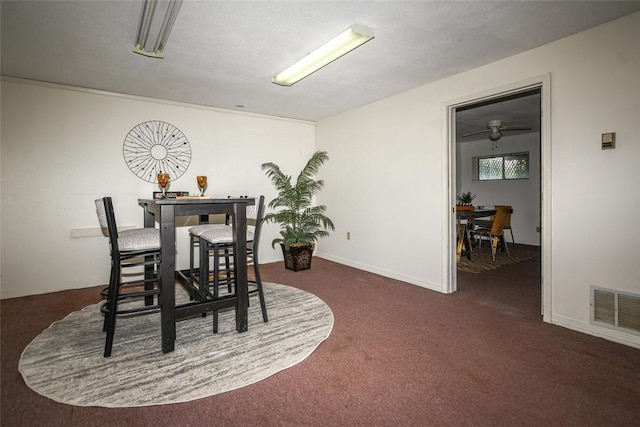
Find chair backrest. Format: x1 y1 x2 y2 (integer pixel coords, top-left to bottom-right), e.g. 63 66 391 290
494 205 513 228
250 196 265 249
225 195 265 244
95 197 119 252
490 206 510 236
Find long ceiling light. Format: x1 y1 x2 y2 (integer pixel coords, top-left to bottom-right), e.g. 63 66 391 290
133 0 182 58
272 24 374 87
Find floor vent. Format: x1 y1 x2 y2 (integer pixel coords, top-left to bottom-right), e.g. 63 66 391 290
591 287 640 335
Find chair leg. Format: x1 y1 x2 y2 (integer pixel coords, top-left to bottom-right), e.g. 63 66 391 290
212 244 235 332
456 225 465 263
103 261 118 333
103 261 121 357
253 260 268 323
491 236 499 261
465 225 473 253
198 240 210 295
144 254 156 306
508 228 515 244
212 244 220 333
252 251 269 323
213 244 221 298
197 240 210 318
501 236 510 257
189 234 196 286
223 248 233 293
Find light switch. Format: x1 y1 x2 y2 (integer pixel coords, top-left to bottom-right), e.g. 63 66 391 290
601 132 616 149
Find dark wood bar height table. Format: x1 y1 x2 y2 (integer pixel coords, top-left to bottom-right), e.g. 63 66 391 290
138 197 255 353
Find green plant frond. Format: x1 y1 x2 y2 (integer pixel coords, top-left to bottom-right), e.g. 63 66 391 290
298 180 324 198
261 162 293 204
270 237 283 248
302 207 335 228
261 212 279 224
262 162 288 184
295 151 329 185
262 150 334 248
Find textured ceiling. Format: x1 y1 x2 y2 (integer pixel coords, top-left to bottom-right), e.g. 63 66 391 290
456 90 541 143
2 0 639 130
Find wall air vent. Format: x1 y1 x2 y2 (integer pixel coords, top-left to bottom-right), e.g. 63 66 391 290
591 286 640 336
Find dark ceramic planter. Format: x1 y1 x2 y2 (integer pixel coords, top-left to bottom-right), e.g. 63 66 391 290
281 244 314 271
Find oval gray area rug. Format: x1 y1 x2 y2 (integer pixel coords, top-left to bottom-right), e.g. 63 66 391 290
19 282 333 407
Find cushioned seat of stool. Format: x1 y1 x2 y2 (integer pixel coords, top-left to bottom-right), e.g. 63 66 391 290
188 223 230 237
199 226 254 244
118 228 161 251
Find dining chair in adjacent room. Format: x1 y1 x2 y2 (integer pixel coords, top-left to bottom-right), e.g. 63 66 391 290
198 195 268 332
501 206 515 243
475 205 511 261
95 197 161 357
475 205 515 243
456 223 468 263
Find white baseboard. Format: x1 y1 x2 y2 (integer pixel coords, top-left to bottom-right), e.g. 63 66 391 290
512 239 540 246
315 252 443 293
551 314 640 349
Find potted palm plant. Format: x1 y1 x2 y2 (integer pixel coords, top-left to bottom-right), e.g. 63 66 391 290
456 191 476 211
261 151 335 271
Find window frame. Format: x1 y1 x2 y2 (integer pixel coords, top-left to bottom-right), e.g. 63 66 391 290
473 151 530 181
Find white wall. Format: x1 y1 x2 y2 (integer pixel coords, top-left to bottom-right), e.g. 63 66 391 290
316 13 639 347
458 132 541 246
0 80 315 298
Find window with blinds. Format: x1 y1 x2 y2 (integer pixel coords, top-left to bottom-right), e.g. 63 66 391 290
474 152 529 181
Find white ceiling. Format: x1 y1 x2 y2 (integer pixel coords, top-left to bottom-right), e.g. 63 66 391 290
2 0 639 133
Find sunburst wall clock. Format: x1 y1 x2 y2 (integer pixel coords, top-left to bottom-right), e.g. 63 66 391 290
123 120 192 183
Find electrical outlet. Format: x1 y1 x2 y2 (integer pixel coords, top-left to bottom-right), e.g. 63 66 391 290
347 232 351 240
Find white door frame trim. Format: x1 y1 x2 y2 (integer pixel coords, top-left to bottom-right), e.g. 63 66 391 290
442 73 552 322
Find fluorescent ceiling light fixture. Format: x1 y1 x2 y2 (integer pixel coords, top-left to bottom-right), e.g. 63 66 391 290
272 24 374 86
133 0 182 59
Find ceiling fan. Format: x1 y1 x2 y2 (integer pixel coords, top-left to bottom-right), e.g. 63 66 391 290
463 119 532 141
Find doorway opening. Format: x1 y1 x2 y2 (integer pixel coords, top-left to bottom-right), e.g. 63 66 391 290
446 76 551 321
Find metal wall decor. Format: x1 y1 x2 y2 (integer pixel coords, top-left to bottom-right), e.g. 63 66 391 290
123 120 191 183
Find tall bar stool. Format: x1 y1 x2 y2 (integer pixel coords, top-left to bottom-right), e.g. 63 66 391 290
187 196 243 287
95 197 161 357
189 223 230 287
198 195 268 332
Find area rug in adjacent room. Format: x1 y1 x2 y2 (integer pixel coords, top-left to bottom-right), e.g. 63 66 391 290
19 282 333 407
457 244 539 273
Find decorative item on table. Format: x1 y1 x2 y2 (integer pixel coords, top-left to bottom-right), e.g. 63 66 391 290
261 150 335 271
153 191 190 199
157 172 170 198
197 175 207 197
456 191 476 211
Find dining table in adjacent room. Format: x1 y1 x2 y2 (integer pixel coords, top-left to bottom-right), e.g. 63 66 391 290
456 208 497 262
138 196 255 353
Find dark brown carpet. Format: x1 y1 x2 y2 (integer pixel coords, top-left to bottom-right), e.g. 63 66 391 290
458 243 539 273
2 255 639 426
